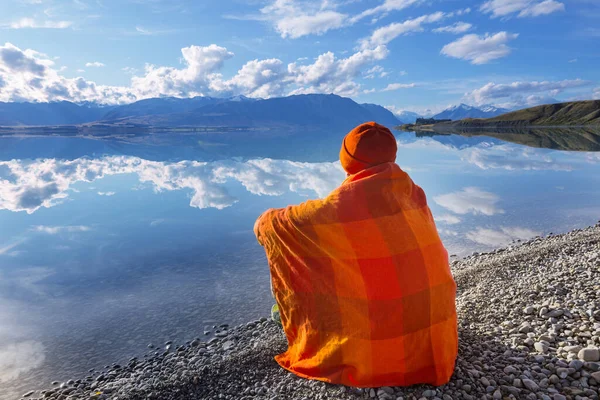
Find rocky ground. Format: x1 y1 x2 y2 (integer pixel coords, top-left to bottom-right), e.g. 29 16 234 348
23 225 600 400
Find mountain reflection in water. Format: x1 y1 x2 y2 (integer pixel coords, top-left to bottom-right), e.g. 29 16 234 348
406 126 600 152
0 128 599 399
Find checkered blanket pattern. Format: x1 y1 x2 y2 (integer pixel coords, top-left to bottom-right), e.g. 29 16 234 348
254 162 458 387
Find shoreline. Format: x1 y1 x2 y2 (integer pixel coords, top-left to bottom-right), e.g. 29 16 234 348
22 225 600 400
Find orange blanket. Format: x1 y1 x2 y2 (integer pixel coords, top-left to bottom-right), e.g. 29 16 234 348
254 162 457 387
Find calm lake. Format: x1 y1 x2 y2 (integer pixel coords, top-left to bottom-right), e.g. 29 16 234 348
1 128 600 398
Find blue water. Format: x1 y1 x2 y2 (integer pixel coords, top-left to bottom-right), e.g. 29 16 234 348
1 130 600 398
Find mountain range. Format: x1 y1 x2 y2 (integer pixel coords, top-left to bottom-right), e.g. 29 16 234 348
392 110 422 124
0 94 401 130
399 101 600 133
0 101 112 126
449 100 600 127
391 104 510 123
431 104 511 120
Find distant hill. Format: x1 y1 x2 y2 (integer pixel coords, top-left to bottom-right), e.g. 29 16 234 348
0 94 400 130
450 100 600 127
100 96 259 120
98 94 401 129
433 104 510 120
0 101 114 126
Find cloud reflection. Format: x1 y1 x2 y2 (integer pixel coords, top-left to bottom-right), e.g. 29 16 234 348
435 214 461 224
461 144 574 171
33 225 91 234
0 157 345 213
466 226 541 247
433 187 504 216
0 341 45 383
396 136 591 171
0 239 26 256
0 268 51 384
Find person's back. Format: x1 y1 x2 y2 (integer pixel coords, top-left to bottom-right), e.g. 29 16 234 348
254 122 457 388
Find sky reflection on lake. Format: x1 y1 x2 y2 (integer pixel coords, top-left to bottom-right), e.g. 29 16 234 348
1 131 599 398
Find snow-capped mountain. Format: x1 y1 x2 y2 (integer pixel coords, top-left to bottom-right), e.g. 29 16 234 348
432 104 510 120
227 95 257 102
393 110 423 123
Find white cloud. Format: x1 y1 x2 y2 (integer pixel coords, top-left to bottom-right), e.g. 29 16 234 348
351 0 421 23
122 67 138 75
130 44 234 99
150 218 165 227
466 226 541 247
568 58 577 63
465 79 591 106
435 214 461 224
360 12 446 49
381 82 416 91
364 65 387 79
260 0 348 39
7 18 72 29
213 58 287 98
97 191 116 196
85 62 105 68
132 26 178 36
0 156 346 213
33 225 91 234
287 46 388 96
441 32 519 64
481 0 565 18
0 43 50 75
0 42 136 103
0 40 388 102
254 0 426 40
433 22 473 34
593 87 600 100
434 187 503 216
258 0 424 39
135 26 153 35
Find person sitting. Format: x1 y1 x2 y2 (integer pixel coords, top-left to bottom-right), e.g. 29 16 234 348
254 121 458 388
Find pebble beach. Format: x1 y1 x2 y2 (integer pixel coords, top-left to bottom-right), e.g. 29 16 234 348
23 224 600 400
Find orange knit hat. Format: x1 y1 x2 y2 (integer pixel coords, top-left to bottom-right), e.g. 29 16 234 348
339 121 397 175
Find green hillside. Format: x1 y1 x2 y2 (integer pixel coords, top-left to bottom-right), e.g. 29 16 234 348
452 100 600 127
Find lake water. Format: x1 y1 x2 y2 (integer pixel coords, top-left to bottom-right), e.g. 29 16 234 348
1 128 600 398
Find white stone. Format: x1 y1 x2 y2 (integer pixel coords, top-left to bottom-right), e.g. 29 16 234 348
578 347 600 362
534 342 549 353
523 306 535 314
564 345 582 353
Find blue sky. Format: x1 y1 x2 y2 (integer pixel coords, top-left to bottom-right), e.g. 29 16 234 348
0 0 598 113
